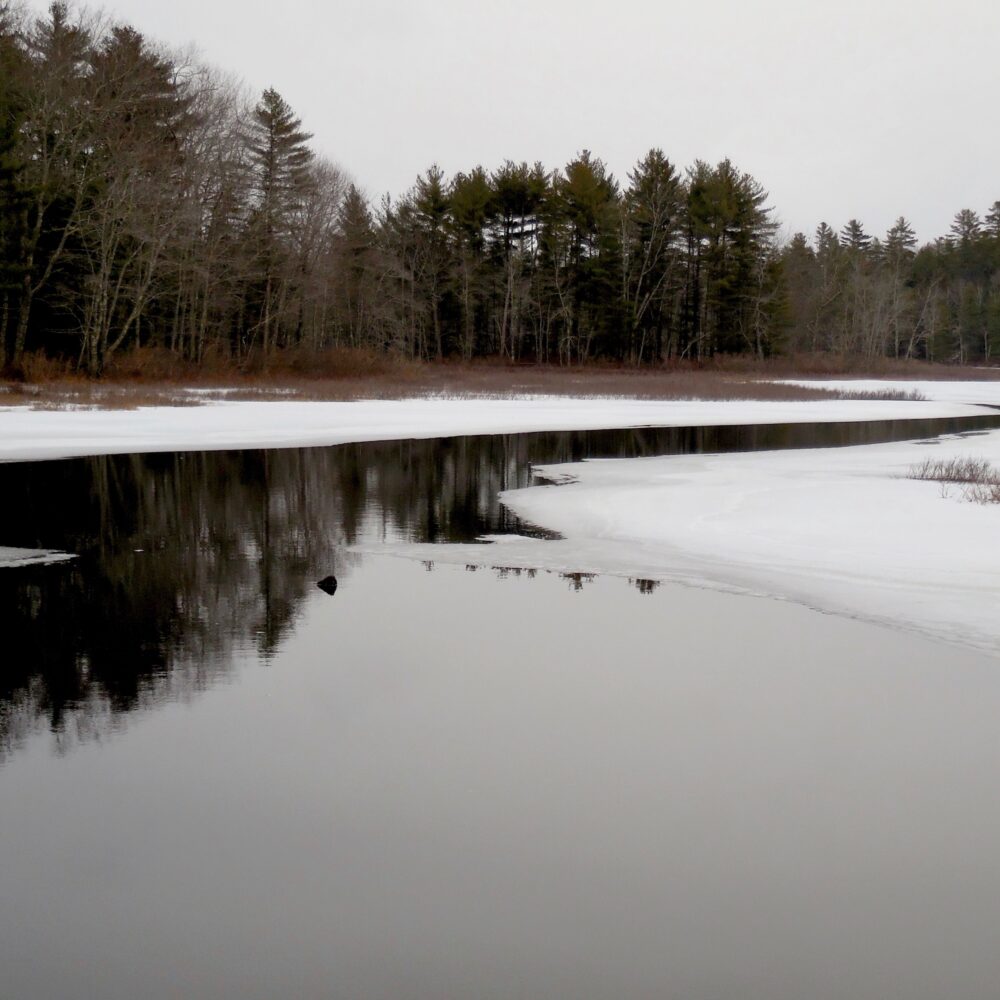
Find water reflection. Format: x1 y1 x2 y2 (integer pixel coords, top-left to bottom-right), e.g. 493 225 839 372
2 413 998 760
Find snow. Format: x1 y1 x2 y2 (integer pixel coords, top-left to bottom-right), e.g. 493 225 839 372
365 427 1000 653
780 378 1000 406
0 546 75 568
0 394 993 463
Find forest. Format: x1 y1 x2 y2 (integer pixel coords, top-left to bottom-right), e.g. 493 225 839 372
2 2 1000 376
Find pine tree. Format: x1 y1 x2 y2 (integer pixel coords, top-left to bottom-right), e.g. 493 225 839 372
77 24 195 373
553 151 620 361
840 219 871 253
10 2 93 364
412 165 450 359
490 161 547 359
882 218 917 357
0 4 27 364
815 222 838 254
950 209 982 244
333 185 375 348
985 201 1000 238
246 88 314 357
622 148 683 361
884 217 917 261
448 167 493 358
685 159 777 356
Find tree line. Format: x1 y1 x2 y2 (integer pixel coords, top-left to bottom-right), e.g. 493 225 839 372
782 211 1000 362
1 2 998 375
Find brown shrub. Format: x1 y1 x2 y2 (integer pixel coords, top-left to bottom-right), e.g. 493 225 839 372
103 346 203 381
908 456 1000 504
3 352 81 384
909 456 998 484
258 346 408 379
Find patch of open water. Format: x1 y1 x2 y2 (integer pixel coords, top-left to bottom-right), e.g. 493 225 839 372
2 413 1000 999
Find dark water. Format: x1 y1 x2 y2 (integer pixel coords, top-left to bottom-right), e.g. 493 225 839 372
3 414 1000 999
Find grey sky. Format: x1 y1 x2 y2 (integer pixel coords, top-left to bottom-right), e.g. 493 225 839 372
38 0 1000 243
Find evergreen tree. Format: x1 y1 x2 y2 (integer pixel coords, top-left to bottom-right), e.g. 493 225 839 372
246 88 313 357
10 2 93 363
335 184 377 348
883 218 917 357
950 208 982 244
0 4 28 363
815 222 839 255
622 148 683 361
490 160 546 359
448 167 493 358
552 151 621 361
985 201 1000 238
884 217 917 261
685 159 778 356
76 24 195 373
411 165 450 358
840 219 871 253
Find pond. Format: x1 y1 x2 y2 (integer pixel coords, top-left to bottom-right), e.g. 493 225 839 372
3 413 1000 999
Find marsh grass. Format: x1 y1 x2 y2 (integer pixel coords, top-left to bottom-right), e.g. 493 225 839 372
0 349 984 409
1 357 852 408
908 456 1000 504
836 387 927 401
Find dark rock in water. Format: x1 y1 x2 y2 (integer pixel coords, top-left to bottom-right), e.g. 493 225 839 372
317 575 338 596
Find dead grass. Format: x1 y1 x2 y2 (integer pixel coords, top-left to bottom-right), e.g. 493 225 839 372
908 456 1000 504
835 387 928 401
705 352 1000 381
0 349 989 410
0 365 844 408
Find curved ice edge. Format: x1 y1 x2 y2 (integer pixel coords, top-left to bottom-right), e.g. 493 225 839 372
0 394 995 463
353 538 1000 658
0 546 76 568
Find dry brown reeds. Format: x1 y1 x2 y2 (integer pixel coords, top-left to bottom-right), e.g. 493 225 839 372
0 348 989 409
908 456 1000 504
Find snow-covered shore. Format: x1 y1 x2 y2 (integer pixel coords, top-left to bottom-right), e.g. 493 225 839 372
368 425 1000 652
781 378 1000 406
0 390 995 463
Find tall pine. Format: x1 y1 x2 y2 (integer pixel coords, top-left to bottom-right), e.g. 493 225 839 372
247 88 313 358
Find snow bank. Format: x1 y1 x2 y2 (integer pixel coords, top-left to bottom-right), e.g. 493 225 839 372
0 546 75 568
780 378 1000 406
0 395 992 463
366 428 1000 653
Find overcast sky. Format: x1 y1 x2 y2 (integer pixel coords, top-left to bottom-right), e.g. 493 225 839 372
31 0 1000 243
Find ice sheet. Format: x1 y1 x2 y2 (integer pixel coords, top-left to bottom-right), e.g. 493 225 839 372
366 426 1000 653
0 394 993 463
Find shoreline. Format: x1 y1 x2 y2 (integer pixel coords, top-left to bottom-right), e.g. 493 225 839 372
367 423 1000 655
0 391 995 463
4 359 1000 411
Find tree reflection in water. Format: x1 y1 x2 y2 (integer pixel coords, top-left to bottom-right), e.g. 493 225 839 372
3 413 999 759
0 433 561 759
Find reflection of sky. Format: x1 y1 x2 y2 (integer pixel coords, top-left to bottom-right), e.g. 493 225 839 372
3 555 1000 999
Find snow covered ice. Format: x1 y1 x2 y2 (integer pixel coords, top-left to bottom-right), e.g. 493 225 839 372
0 391 993 463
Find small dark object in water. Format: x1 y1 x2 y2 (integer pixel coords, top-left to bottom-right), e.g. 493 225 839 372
317 575 338 596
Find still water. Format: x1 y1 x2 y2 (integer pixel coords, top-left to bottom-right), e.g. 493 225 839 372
3 415 1000 999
